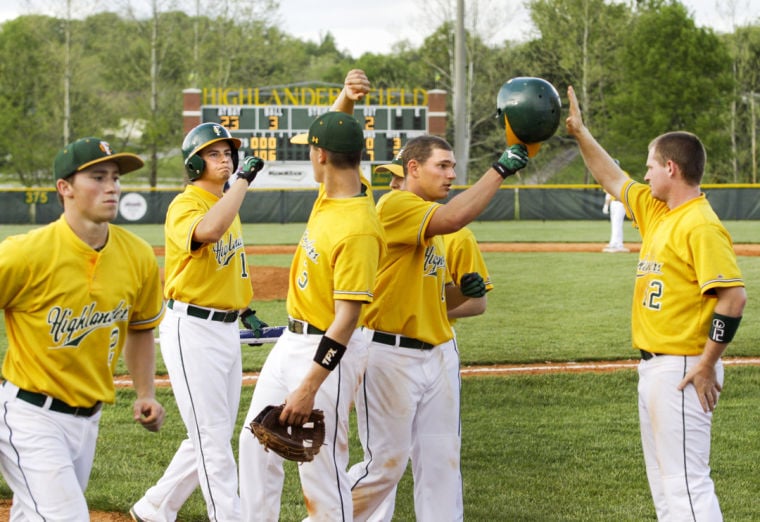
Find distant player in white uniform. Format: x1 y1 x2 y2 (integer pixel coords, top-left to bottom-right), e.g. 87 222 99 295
131 124 264 521
566 85 746 521
0 137 166 520
602 159 630 253
349 135 528 521
239 70 386 521
369 156 493 520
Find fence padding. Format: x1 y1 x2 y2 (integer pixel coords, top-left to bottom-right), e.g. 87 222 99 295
0 186 757 225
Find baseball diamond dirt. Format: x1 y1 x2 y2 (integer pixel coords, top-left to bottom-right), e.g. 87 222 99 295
2 241 758 519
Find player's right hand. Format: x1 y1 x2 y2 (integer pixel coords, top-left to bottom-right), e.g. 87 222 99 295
134 397 166 432
565 85 585 137
492 144 528 179
239 155 264 184
343 69 370 101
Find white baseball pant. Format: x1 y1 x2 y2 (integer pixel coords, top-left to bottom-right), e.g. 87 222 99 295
638 354 724 521
349 333 462 522
133 304 242 521
0 380 101 521
239 326 369 521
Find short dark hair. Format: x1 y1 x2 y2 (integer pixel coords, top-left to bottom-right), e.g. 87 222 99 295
324 149 362 169
401 135 452 168
648 131 706 185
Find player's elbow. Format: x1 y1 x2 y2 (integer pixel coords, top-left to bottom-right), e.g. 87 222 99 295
193 223 227 244
471 297 487 316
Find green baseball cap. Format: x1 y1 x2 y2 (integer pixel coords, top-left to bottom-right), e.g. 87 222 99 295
290 112 364 153
53 137 144 181
375 148 405 177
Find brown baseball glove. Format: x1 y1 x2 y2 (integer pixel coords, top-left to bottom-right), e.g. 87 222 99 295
249 404 325 462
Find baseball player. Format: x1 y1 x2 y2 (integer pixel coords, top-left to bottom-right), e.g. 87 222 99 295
368 151 493 521
238 70 386 521
566 85 746 520
131 124 264 522
0 137 165 520
601 160 630 253
349 135 528 521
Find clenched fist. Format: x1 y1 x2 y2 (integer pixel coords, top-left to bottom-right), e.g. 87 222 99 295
239 155 264 184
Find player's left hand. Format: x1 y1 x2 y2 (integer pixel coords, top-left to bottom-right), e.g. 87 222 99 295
677 363 722 413
460 272 486 298
133 397 166 432
239 155 264 184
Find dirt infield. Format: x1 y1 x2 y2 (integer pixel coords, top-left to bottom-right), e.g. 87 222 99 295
160 241 760 304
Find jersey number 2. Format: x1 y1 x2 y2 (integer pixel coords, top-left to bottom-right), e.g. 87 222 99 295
643 280 663 310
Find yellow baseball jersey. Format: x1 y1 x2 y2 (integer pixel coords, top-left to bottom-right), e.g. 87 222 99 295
0 216 165 406
622 180 744 355
164 184 253 310
443 227 493 326
362 190 454 346
287 187 385 331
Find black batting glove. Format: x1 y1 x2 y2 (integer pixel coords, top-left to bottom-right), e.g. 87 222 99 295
492 144 529 179
460 272 486 298
240 308 269 338
239 155 264 184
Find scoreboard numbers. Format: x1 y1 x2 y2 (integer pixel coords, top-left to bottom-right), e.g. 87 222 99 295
200 105 427 165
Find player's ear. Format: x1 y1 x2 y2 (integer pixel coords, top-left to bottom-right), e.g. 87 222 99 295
316 147 328 165
665 159 679 178
406 159 419 179
56 177 73 195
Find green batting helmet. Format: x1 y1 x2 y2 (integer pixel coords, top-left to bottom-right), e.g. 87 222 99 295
496 77 561 157
182 122 242 180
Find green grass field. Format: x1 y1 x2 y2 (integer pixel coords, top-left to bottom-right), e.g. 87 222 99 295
0 220 758 520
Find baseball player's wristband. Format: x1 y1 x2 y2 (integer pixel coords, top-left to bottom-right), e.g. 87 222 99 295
314 335 346 371
709 313 742 344
491 161 515 179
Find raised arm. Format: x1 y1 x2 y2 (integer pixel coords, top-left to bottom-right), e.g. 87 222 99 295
565 85 630 200
331 69 370 115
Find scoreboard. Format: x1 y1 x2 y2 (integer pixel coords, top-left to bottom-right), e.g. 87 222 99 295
201 105 428 165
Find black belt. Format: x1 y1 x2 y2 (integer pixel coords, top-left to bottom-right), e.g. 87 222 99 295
16 388 101 417
168 299 239 323
640 350 666 360
372 331 434 350
287 318 325 335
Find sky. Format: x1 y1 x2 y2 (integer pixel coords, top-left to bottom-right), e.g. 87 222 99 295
0 0 758 58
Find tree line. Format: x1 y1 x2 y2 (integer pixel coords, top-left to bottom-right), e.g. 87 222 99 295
0 0 758 187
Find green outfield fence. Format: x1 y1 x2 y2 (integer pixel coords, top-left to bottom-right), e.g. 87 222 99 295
3 184 760 225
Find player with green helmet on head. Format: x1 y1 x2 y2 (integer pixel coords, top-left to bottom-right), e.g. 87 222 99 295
131 123 265 522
